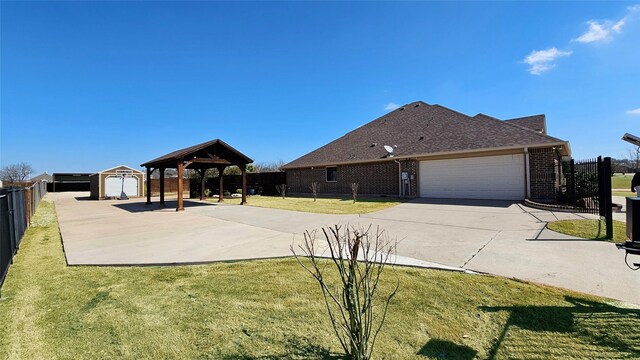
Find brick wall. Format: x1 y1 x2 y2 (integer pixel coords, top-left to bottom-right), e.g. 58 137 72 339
286 159 418 197
529 147 559 200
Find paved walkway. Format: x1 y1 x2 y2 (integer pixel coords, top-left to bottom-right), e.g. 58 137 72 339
50 192 639 304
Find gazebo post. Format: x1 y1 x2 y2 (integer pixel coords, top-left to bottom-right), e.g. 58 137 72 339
177 161 184 211
159 167 165 206
241 164 247 205
146 167 152 205
217 166 226 203
199 168 206 201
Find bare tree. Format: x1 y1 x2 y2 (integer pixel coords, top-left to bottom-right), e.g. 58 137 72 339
351 182 359 203
292 225 398 360
309 182 319 202
252 160 286 173
275 184 287 199
0 162 34 184
629 146 640 173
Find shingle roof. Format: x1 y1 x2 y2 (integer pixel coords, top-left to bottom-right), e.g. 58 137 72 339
504 115 547 134
31 172 52 182
141 139 253 168
91 165 145 176
283 101 568 169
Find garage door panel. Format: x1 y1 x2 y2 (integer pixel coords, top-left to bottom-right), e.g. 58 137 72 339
123 177 138 196
419 154 525 200
105 176 139 197
105 177 121 197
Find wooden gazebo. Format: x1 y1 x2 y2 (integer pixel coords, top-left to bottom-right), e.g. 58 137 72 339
141 139 253 211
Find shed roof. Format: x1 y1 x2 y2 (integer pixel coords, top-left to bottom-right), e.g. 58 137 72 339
283 101 569 169
91 165 145 176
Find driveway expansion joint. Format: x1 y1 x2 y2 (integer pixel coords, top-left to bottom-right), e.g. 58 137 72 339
461 230 502 268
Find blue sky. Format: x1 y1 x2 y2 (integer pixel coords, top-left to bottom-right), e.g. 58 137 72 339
1 1 639 174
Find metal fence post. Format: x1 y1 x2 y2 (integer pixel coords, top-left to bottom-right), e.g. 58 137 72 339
570 159 576 205
602 157 613 239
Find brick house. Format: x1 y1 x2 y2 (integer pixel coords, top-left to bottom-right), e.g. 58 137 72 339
282 101 570 201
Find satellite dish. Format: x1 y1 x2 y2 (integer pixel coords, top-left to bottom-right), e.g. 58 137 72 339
384 145 393 157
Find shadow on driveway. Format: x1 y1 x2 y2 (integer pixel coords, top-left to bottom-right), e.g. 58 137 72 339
112 199 218 213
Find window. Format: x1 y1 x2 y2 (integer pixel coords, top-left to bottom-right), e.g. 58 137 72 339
326 167 337 182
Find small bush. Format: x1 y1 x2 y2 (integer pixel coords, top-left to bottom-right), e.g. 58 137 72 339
224 190 231 197
236 189 243 194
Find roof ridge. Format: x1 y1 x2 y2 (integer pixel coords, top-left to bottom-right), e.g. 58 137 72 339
432 104 473 118
474 113 563 143
505 114 545 122
341 100 431 138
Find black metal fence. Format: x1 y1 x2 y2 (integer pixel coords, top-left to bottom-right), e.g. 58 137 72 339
0 181 47 289
558 156 613 238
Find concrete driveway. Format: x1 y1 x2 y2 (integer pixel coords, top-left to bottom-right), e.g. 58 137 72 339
51 192 639 304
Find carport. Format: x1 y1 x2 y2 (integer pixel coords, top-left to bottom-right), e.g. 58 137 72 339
141 139 253 211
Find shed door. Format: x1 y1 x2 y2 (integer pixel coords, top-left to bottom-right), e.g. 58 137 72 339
123 177 138 196
105 176 122 197
419 154 525 200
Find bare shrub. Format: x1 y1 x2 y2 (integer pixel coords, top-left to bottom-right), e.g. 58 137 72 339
292 225 398 360
351 182 359 203
275 184 287 199
309 182 319 202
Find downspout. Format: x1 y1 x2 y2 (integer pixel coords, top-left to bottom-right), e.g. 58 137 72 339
524 148 531 199
394 159 402 198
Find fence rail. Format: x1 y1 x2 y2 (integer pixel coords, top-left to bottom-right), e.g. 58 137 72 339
0 181 47 290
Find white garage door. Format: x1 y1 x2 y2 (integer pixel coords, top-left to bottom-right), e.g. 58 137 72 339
419 154 525 200
105 176 139 197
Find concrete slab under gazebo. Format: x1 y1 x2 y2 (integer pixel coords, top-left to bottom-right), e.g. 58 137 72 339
141 139 253 211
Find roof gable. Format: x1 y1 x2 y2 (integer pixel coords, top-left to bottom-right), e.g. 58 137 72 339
92 165 145 175
31 172 53 182
141 139 253 168
283 101 568 169
504 115 547 134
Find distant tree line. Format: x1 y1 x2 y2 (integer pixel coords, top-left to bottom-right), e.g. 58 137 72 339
147 160 286 179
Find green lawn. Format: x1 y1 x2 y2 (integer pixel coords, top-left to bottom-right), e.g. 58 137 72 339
547 219 627 243
210 195 404 214
613 190 634 197
611 174 633 190
1 201 638 359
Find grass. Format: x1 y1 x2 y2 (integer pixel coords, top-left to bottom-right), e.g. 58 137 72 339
547 219 627 243
210 195 404 214
1 201 639 359
613 190 635 197
611 174 633 190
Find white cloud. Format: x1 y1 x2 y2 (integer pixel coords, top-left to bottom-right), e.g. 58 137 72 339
573 4 640 43
626 108 640 115
523 47 572 75
612 18 626 33
573 21 613 43
384 102 400 111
